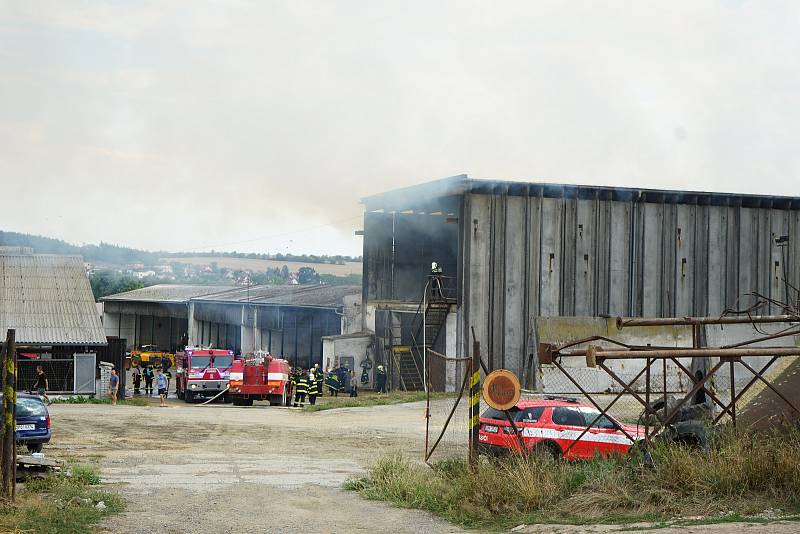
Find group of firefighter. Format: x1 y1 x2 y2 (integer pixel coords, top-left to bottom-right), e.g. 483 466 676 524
291 362 388 407
290 363 356 407
130 358 172 396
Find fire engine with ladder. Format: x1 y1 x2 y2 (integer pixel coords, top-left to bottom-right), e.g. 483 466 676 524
228 351 293 406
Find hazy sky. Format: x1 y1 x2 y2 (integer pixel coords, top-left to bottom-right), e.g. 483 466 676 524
1 1 799 257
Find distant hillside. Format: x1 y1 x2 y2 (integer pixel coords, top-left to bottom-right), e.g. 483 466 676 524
0 231 361 267
0 231 160 265
167 256 361 276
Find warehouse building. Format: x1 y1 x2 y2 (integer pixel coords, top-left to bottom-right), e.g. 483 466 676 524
100 284 364 369
360 174 800 390
0 249 108 393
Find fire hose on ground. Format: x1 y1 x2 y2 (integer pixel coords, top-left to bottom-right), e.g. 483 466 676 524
194 386 230 406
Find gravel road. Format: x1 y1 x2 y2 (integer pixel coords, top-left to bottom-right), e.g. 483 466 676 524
46 399 799 534
50 400 465 534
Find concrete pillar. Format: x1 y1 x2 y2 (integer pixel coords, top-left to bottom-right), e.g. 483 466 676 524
240 305 255 355
253 308 261 351
187 303 199 347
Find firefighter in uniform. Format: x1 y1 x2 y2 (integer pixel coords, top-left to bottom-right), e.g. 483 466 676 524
307 369 319 405
142 364 154 396
293 369 308 407
326 368 341 396
313 364 324 397
430 261 444 300
376 364 387 394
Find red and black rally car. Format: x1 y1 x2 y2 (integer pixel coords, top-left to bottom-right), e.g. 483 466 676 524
478 396 643 460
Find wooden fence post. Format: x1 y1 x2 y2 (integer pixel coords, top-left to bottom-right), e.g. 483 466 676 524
1 329 16 501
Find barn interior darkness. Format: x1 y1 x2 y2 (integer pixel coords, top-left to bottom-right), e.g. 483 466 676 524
363 194 461 304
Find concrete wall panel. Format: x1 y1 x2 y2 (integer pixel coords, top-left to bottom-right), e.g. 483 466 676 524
539 198 563 317
707 206 727 315
738 208 758 308
503 196 526 373
453 192 800 382
489 196 507 369
574 199 596 316
642 203 664 316
466 194 492 369
769 209 790 312
607 201 631 316
675 204 695 316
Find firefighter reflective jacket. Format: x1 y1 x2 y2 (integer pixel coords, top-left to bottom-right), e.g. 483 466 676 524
296 376 309 394
308 376 319 395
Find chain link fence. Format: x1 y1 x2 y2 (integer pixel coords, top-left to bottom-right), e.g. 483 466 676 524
18 358 75 393
424 351 471 463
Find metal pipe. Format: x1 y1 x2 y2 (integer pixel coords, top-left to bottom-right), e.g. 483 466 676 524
616 314 800 329
564 346 800 360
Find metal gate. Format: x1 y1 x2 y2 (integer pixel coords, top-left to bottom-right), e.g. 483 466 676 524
73 353 96 394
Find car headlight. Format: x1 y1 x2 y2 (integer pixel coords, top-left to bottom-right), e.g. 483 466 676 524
190 384 197 389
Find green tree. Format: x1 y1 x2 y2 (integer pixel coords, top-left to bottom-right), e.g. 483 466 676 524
298 266 320 284
89 270 147 300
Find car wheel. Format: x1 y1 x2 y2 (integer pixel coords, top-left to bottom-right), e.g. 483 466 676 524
185 390 194 403
532 441 561 461
27 443 43 453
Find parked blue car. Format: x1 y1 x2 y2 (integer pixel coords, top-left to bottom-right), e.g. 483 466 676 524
15 393 51 453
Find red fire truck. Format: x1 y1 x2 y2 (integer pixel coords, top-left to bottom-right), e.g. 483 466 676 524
228 352 292 406
175 348 236 402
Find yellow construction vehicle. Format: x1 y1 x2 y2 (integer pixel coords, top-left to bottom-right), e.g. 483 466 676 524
129 345 176 369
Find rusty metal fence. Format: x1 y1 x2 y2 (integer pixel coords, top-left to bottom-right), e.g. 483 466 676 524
537 314 800 450
421 313 800 465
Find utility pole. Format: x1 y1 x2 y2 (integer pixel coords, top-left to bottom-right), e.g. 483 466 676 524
1 329 16 501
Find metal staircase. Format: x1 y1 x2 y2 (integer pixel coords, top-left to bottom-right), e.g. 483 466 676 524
390 276 456 391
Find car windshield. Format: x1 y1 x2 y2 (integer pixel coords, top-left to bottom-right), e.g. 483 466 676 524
211 356 233 367
17 397 46 417
578 407 618 429
481 406 544 423
481 407 519 420
189 355 232 368
189 356 212 368
515 406 544 423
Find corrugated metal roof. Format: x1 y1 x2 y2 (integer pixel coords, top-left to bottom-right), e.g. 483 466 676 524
362 174 800 211
192 284 361 309
0 254 107 346
100 284 236 303
101 283 360 310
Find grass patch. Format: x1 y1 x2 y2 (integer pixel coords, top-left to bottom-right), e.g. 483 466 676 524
0 465 124 534
346 427 800 529
303 391 454 412
50 395 150 407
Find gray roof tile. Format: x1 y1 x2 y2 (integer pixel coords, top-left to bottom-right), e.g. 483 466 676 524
0 254 106 345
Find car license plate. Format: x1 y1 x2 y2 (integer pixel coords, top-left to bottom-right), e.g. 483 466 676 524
17 424 35 431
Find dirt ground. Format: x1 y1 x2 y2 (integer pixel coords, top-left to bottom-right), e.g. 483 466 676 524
46 398 800 534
